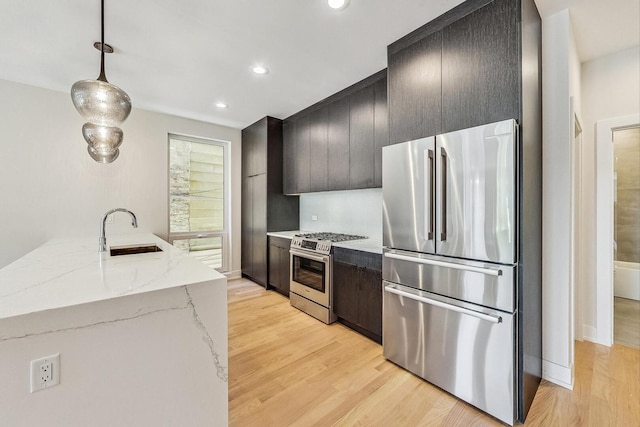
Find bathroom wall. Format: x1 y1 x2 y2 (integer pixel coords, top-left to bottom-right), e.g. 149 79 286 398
614 127 640 263
0 79 242 276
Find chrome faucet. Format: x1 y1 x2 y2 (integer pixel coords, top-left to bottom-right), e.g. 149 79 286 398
99 208 138 252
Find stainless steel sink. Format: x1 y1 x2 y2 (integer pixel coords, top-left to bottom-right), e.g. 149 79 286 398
109 244 163 257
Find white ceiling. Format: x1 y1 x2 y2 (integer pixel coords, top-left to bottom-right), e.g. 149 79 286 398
1 0 638 130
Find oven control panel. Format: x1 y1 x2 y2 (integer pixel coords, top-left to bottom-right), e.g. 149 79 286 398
291 236 332 255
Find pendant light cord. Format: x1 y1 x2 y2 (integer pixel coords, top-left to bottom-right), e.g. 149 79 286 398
98 0 107 82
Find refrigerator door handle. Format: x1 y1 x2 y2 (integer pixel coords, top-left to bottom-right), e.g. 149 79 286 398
425 149 435 240
384 251 503 276
440 147 448 241
384 284 503 324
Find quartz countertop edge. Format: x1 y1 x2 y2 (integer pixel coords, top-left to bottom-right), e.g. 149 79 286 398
0 233 225 320
266 230 383 254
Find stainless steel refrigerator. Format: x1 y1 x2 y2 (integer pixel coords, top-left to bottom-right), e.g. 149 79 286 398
382 118 541 425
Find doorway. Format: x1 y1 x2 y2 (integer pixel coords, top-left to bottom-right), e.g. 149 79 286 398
595 114 640 347
612 126 640 348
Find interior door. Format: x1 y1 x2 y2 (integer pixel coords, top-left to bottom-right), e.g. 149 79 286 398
382 136 436 254
436 119 516 264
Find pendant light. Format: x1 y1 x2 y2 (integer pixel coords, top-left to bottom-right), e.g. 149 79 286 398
71 0 131 164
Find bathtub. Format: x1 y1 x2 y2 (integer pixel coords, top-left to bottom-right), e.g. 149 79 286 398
615 261 640 301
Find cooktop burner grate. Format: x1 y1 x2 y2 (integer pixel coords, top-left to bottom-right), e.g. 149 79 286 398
295 232 367 242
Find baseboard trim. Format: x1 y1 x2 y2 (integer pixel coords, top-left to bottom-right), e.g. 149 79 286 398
542 360 573 390
225 270 242 280
582 325 597 342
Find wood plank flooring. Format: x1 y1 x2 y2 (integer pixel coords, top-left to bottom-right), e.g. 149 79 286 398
228 278 640 426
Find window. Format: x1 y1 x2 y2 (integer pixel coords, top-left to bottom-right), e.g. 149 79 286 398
169 134 229 272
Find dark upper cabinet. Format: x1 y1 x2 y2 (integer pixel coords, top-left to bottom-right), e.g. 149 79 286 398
373 77 388 187
387 0 521 139
441 0 519 132
349 84 376 189
242 120 268 177
388 31 442 144
241 117 299 287
283 70 388 193
309 106 329 192
327 96 351 191
282 120 296 195
294 115 311 193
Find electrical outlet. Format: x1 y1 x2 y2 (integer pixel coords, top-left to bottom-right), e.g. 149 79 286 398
30 354 60 393
311 215 318 221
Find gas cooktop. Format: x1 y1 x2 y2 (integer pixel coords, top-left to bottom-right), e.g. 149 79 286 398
290 232 367 255
295 232 367 243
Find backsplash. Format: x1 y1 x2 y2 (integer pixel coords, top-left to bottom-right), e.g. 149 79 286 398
299 188 382 240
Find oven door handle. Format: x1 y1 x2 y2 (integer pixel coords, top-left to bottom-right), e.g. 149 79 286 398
289 249 330 263
384 284 502 324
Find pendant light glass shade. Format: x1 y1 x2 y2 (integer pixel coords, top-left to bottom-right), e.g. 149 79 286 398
71 79 131 127
71 0 131 164
88 145 120 163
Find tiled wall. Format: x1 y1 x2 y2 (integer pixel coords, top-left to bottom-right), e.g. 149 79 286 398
299 188 382 240
614 127 640 263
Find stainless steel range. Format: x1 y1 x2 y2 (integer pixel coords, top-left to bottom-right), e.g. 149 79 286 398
289 232 366 324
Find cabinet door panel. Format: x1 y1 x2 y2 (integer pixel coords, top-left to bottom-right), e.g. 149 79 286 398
295 115 311 193
358 267 383 337
388 31 442 144
251 174 267 286
374 77 388 187
283 120 296 195
241 177 253 277
279 246 290 295
349 85 376 189
268 243 281 288
309 106 329 192
333 261 359 323
441 0 518 132
327 97 351 191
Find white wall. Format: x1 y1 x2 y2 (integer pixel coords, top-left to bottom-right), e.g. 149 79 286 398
540 9 581 389
580 46 640 335
0 79 242 276
299 188 382 240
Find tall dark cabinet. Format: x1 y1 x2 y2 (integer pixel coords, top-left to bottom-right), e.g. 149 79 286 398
386 0 542 423
241 117 299 286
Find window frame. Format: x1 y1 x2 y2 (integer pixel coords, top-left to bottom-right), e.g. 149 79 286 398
167 133 230 273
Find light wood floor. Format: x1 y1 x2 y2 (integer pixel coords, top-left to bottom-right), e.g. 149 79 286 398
615 297 640 349
228 279 640 426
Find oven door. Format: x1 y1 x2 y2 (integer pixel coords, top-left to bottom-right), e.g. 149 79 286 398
290 248 331 308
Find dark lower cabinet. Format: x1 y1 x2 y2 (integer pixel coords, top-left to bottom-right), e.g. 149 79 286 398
268 236 291 296
333 249 382 343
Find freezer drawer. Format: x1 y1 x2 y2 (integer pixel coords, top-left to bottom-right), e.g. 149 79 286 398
383 282 515 425
383 248 515 312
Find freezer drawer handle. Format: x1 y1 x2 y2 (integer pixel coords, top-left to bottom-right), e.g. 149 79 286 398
385 284 502 324
384 252 503 276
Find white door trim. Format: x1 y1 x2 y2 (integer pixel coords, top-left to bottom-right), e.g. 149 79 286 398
595 113 640 346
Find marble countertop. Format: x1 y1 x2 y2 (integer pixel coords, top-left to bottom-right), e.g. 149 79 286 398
266 230 383 255
0 233 225 320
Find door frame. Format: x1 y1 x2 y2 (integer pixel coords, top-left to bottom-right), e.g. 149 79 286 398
595 113 640 346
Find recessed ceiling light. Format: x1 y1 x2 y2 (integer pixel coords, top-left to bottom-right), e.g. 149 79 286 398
252 65 269 75
215 102 228 109
328 0 350 10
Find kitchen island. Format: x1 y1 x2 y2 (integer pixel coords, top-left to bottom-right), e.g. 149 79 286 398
0 233 228 426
